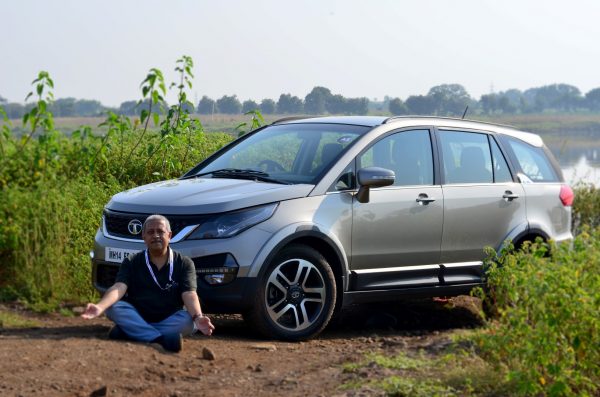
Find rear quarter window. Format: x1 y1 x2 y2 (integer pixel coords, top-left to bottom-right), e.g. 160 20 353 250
506 138 558 182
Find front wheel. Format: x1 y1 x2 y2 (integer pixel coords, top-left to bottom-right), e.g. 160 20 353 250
244 244 336 341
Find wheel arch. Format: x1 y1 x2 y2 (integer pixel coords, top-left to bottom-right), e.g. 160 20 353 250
248 228 349 312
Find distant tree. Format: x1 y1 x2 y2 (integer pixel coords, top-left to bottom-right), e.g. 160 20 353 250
216 95 242 114
524 84 582 112
242 99 259 113
0 95 6 104
497 95 516 114
405 95 436 115
502 89 523 107
304 86 332 114
259 98 276 114
52 97 76 117
118 100 139 116
585 88 600 111
277 94 303 114
3 102 25 119
74 99 104 116
428 84 471 116
345 97 369 115
326 94 346 114
117 99 162 116
388 97 408 115
197 96 216 114
479 94 498 115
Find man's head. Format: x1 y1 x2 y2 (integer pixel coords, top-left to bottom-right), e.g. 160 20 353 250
142 215 172 255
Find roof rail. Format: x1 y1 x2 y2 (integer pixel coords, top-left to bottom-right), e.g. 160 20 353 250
382 115 518 130
271 116 312 125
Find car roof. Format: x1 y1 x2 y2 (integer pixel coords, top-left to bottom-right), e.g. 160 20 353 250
273 115 543 147
273 116 388 127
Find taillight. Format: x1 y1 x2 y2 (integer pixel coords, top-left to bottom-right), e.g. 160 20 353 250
559 185 574 206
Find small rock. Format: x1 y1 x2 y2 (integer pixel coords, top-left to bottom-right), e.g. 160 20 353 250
202 347 216 360
250 343 277 351
90 385 107 397
72 306 85 314
381 337 407 348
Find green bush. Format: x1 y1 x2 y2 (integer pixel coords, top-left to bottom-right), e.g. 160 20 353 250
572 184 600 235
0 61 236 309
477 233 600 396
0 177 121 309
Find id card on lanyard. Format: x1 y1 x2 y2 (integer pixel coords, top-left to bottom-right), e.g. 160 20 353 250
144 248 175 290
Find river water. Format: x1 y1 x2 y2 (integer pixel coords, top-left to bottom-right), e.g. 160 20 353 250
546 138 600 187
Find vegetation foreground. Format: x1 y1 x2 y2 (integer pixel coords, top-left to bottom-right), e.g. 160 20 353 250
1 60 599 396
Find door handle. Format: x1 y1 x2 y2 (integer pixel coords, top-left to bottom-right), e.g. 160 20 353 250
502 191 519 201
416 194 436 205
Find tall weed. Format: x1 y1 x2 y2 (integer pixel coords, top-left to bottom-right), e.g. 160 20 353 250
477 234 600 396
0 58 237 308
0 177 121 308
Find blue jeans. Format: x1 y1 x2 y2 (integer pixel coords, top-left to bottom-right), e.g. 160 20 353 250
105 301 195 342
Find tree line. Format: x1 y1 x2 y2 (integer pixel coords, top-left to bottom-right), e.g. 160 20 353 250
2 83 600 119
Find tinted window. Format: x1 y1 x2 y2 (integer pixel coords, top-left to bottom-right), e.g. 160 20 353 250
507 138 558 182
490 138 513 183
358 130 433 186
439 131 492 184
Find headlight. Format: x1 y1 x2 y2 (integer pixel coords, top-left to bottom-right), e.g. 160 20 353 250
187 203 278 239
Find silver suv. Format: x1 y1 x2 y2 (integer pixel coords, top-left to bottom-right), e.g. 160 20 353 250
92 116 573 340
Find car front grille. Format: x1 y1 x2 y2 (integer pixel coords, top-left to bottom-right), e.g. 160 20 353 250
103 209 209 240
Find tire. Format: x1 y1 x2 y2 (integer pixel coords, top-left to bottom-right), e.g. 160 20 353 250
244 244 336 341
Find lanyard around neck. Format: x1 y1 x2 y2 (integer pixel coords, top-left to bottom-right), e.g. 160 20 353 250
144 248 173 290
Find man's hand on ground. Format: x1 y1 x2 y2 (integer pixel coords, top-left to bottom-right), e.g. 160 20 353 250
195 316 215 336
80 303 103 319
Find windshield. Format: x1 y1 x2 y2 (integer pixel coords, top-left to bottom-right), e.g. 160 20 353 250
189 123 369 184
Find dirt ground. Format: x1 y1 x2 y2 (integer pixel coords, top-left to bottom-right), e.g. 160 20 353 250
0 297 483 397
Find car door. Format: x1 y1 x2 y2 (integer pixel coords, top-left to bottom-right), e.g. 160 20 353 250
350 129 443 290
438 129 526 284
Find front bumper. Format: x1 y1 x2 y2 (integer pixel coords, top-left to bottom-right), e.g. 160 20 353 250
92 258 259 313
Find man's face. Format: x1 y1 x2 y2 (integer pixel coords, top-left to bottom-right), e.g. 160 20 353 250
143 219 172 254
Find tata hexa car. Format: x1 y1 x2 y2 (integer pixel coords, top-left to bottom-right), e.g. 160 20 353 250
92 116 573 340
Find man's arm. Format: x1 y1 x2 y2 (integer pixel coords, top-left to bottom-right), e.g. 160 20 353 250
81 282 128 319
182 290 215 336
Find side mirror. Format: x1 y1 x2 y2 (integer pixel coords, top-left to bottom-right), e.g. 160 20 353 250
356 167 395 203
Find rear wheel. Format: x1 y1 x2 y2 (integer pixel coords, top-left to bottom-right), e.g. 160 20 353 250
244 244 336 341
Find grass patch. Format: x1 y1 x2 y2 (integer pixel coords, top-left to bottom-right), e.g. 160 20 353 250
0 310 41 328
341 343 505 397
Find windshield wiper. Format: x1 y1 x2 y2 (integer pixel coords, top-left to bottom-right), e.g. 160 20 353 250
182 168 291 185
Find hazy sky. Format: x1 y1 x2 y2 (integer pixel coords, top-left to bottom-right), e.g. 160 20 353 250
2 0 599 107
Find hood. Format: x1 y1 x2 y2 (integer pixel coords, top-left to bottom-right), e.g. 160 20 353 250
106 178 313 215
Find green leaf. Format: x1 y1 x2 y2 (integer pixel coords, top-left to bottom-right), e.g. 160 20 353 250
153 113 159 126
140 109 149 125
37 84 43 96
25 92 33 102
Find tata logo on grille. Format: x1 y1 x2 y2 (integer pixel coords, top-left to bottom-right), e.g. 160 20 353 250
127 219 143 235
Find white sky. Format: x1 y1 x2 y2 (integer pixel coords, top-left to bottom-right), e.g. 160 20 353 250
2 0 600 107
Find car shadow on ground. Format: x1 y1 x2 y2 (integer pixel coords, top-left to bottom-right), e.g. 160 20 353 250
0 296 484 342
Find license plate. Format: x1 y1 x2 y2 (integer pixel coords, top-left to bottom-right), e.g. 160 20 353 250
105 247 140 263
